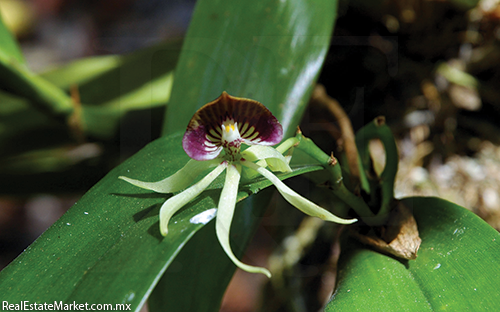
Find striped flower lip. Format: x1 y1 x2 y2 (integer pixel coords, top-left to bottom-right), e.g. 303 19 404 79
119 92 357 278
182 92 283 161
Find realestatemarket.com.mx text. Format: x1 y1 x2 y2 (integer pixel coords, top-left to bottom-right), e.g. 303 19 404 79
2 301 132 311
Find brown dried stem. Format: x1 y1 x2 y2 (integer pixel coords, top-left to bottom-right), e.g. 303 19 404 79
311 84 361 182
68 84 85 143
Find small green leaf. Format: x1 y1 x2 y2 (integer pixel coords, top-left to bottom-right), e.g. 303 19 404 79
327 197 500 311
355 117 399 223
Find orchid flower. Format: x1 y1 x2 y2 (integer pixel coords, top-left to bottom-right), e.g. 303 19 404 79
119 92 356 278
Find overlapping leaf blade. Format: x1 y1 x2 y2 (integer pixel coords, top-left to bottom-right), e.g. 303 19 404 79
163 1 336 138
327 197 500 311
0 0 337 310
151 0 338 310
0 132 321 310
40 40 182 140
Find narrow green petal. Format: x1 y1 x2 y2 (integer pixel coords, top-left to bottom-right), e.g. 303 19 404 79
160 162 227 236
241 145 292 172
119 158 220 193
242 160 357 225
216 164 272 278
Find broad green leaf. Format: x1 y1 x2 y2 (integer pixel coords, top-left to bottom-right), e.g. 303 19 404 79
0 1 337 310
0 132 322 311
153 0 338 310
163 1 336 138
149 187 275 312
327 197 500 311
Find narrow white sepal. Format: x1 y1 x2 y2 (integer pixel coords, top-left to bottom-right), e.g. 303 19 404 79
242 160 357 225
241 145 292 173
216 164 272 278
119 158 220 194
159 162 227 236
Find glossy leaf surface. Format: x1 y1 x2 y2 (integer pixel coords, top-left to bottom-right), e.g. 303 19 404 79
153 0 338 310
164 0 336 138
0 132 321 311
327 197 500 311
0 0 337 310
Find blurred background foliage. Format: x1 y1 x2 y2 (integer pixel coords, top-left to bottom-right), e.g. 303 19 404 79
0 0 499 311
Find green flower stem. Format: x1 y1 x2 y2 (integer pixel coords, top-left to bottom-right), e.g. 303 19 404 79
242 137 298 180
355 117 398 224
294 131 385 226
275 137 300 154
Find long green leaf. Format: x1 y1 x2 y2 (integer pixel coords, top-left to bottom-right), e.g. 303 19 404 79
151 0 338 310
41 55 122 90
0 0 337 310
40 40 182 140
0 8 24 64
327 197 500 311
0 52 73 120
163 1 336 138
0 132 321 311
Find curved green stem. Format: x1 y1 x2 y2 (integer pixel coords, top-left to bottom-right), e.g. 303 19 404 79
275 136 299 154
294 131 385 226
355 116 398 224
